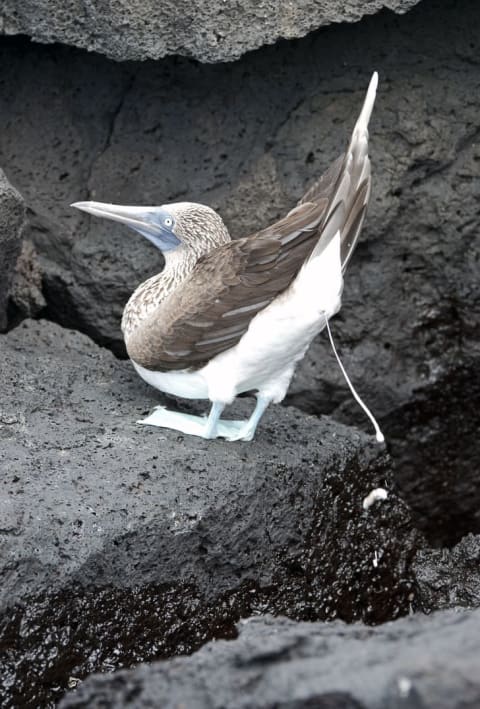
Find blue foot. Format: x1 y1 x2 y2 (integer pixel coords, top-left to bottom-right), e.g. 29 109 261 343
138 397 271 441
138 406 247 440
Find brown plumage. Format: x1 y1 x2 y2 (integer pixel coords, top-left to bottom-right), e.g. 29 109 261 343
124 149 368 372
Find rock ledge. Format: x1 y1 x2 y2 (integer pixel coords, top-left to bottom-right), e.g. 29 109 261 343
0 1 421 63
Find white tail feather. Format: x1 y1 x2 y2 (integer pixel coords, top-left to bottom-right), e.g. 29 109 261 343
307 72 378 268
353 71 378 140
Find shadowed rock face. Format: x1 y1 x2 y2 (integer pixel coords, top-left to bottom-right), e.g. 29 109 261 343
383 364 480 547
59 610 480 709
0 170 25 330
7 239 46 324
414 534 480 612
0 1 421 63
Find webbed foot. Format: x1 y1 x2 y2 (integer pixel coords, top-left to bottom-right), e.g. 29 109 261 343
138 406 247 440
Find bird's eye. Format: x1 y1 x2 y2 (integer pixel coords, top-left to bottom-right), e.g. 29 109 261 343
164 217 173 228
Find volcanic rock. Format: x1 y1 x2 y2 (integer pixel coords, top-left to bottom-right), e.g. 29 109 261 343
0 169 25 330
0 1 421 63
59 609 480 709
0 318 420 706
414 534 480 612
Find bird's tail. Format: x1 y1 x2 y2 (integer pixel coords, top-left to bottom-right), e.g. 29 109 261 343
295 73 384 443
306 71 378 270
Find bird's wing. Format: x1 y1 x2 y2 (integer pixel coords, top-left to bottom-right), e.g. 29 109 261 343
297 154 345 206
126 198 332 371
128 73 377 372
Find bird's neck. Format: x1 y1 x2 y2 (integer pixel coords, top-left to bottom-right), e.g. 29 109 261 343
121 247 198 337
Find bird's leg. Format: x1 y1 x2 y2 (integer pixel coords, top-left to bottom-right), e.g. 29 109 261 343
138 396 271 441
225 395 271 442
202 401 225 439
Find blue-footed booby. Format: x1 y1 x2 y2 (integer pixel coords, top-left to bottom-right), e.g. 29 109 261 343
72 72 383 443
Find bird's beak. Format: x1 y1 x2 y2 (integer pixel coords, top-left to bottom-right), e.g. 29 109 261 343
71 201 180 252
71 201 157 231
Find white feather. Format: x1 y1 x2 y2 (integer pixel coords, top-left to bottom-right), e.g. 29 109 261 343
133 231 343 404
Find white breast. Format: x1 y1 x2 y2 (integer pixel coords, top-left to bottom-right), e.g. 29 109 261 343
132 232 343 404
132 361 209 399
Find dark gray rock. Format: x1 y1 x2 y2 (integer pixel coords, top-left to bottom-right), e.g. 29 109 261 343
0 318 415 616
0 169 25 330
382 365 480 547
0 1 421 63
0 319 423 706
414 534 480 612
9 239 46 321
59 609 480 709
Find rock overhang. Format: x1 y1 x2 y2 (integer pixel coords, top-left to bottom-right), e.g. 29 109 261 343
0 1 423 63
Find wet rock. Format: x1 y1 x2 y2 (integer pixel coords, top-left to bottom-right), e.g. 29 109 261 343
0 319 420 707
59 609 480 709
414 534 480 612
0 1 421 63
0 169 25 330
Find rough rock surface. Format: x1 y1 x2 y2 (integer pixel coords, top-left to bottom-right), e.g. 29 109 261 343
60 609 480 709
0 319 421 707
382 364 480 547
0 319 410 613
0 1 421 63
9 240 46 322
0 169 25 330
414 534 480 612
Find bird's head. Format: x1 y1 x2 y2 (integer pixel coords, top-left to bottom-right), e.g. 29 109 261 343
71 200 231 258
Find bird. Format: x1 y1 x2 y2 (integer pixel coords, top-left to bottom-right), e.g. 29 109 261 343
72 72 383 443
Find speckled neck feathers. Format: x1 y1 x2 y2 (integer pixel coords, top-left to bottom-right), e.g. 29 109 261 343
122 203 231 338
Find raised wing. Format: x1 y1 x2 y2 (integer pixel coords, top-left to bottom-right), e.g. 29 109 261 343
127 73 378 372
126 199 332 370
